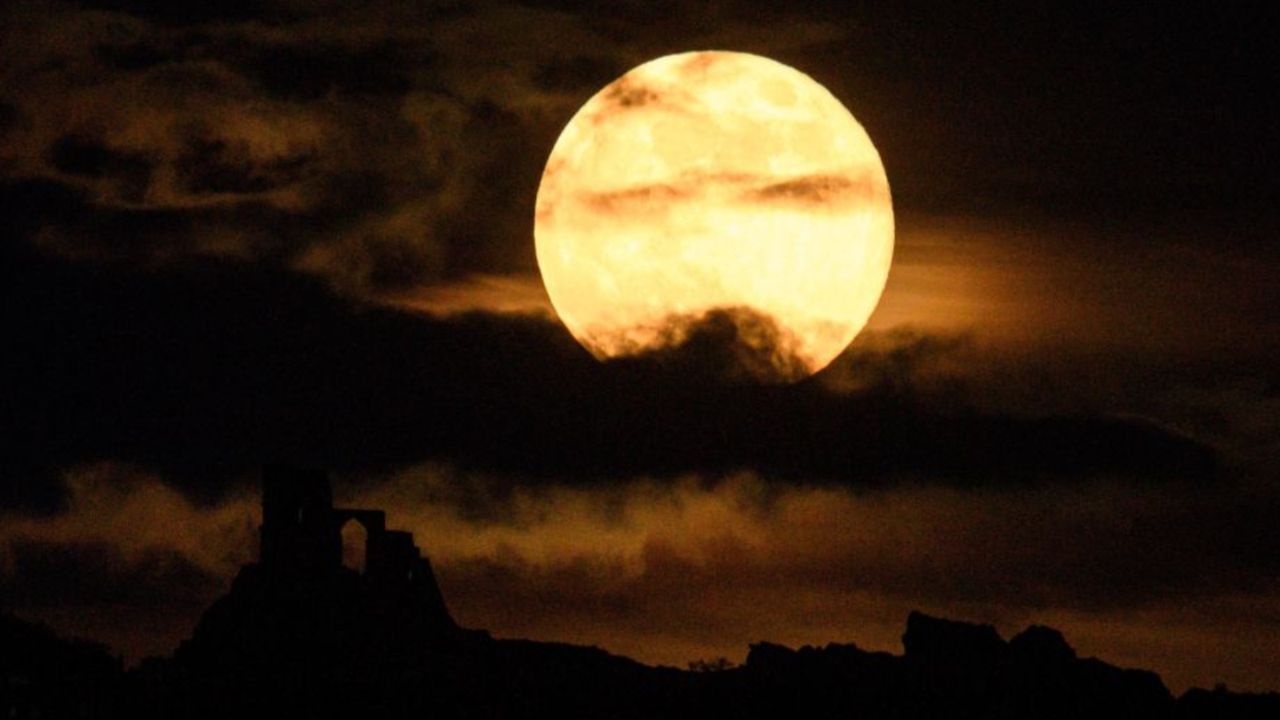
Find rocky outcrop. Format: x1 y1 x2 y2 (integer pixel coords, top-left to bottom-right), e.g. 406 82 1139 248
1178 687 1280 720
742 611 1176 719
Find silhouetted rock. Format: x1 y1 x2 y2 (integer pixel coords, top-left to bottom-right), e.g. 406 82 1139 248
738 614 1177 720
743 641 904 718
901 611 1008 710
1178 686 1280 720
903 610 1006 665
1010 624 1076 665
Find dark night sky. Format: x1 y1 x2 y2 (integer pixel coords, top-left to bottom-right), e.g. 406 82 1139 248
1 0 1278 693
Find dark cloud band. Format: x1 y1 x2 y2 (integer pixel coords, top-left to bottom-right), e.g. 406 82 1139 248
1 208 1218 512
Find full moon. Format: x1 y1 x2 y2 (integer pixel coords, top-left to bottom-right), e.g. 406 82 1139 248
534 51 894 380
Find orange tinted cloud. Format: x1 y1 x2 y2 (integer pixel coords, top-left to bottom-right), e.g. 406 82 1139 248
870 216 1280 364
347 468 1280 692
380 273 555 318
4 464 1278 692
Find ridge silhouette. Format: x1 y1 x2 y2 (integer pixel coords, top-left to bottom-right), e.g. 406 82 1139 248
3 466 1277 719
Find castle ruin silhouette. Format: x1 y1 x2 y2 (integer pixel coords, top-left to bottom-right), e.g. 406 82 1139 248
259 465 448 601
174 465 474 672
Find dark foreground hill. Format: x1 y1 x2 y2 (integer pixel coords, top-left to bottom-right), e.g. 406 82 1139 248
5 467 1277 719
6 609 1279 720
0 611 121 717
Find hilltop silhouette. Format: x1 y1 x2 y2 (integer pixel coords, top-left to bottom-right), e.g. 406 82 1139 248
4 466 1277 719
173 464 477 674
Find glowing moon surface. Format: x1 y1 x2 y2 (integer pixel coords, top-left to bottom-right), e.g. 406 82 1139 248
534 51 894 379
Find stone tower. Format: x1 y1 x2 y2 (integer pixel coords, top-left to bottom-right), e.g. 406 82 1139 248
260 465 340 573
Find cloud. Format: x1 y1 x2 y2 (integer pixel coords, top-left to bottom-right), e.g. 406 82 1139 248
1 539 221 608
0 100 19 136
5 464 1278 692
0 463 256 659
0 0 559 296
382 273 555 318
0 463 257 576
578 182 693 212
391 474 1280 619
46 135 156 201
568 170 888 217
1 218 1224 514
1 0 1276 697
744 173 887 208
343 468 1280 691
0 0 897 304
6 0 1274 316
1 0 1275 696
600 76 662 109
532 54 624 92
73 0 276 27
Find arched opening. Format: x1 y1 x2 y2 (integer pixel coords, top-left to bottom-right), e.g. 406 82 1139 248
340 518 368 574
